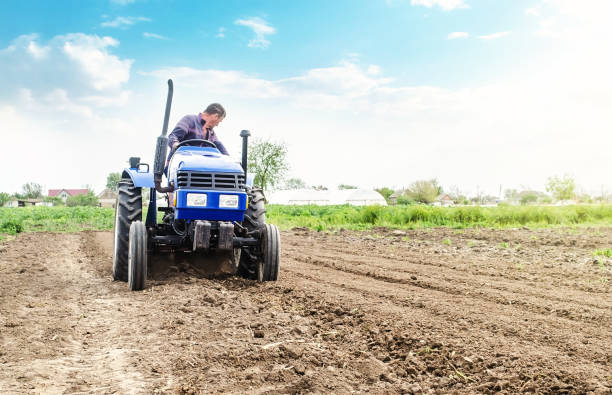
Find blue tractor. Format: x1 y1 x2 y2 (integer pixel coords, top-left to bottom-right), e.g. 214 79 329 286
112 80 280 291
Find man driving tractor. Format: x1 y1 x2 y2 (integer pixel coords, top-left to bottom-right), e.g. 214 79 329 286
164 103 228 207
167 103 229 161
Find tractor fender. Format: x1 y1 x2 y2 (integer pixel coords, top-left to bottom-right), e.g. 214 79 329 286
122 168 155 188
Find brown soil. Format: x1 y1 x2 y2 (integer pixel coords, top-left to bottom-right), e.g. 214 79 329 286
0 227 611 394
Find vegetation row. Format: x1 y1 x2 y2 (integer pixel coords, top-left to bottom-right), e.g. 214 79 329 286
2 205 612 240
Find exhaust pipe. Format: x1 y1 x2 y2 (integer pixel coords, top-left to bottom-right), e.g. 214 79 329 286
240 129 250 175
154 79 175 193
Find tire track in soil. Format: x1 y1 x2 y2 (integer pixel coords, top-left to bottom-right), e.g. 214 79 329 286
299 229 612 300
286 249 612 325
0 233 148 394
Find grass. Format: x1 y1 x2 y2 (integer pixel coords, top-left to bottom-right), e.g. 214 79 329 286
2 204 612 239
592 248 612 258
0 206 114 235
267 204 612 231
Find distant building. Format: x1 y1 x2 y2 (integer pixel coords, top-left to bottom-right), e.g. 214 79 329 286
267 189 387 206
97 189 117 208
389 190 406 205
48 189 89 202
433 194 454 207
4 197 19 207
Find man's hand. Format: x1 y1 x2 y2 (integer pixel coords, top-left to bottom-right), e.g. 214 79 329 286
171 142 180 152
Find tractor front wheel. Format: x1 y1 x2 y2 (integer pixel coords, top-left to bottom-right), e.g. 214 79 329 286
258 223 280 282
128 221 147 291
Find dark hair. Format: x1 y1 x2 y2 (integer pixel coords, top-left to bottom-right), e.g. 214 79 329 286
204 103 226 118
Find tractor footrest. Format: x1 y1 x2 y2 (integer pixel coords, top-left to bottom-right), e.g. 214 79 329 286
193 220 211 251
218 222 234 250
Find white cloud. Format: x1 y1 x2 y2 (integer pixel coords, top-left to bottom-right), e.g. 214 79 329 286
234 17 276 48
139 45 612 195
27 40 50 59
367 65 381 75
101 16 151 28
61 34 132 91
143 32 168 40
216 27 226 38
410 0 468 11
0 32 133 114
447 31 469 39
525 6 541 16
478 31 509 40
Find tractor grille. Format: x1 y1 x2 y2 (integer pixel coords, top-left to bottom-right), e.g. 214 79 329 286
177 171 245 190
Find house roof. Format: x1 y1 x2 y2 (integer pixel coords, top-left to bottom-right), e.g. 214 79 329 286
48 189 89 197
97 188 117 199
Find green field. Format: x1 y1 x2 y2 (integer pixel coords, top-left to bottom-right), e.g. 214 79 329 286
267 204 612 230
2 204 612 239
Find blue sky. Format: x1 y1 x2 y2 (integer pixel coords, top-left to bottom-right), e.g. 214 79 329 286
1 0 611 197
3 0 538 86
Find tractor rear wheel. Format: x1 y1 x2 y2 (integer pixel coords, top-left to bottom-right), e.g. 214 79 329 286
128 221 147 291
112 178 142 282
238 188 266 279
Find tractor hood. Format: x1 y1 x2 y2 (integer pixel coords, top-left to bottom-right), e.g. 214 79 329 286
170 146 244 174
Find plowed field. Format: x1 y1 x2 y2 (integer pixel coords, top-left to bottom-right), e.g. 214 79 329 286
1 227 611 394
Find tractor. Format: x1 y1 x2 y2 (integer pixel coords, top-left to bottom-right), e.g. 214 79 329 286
112 79 280 291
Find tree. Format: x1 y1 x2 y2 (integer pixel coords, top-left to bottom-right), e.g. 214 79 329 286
504 189 520 202
519 193 538 205
247 139 289 191
396 195 416 205
283 177 307 190
106 172 122 192
338 184 358 190
448 185 468 204
43 196 64 206
546 174 576 201
66 190 99 207
15 182 42 199
0 192 11 207
375 187 394 203
405 179 442 204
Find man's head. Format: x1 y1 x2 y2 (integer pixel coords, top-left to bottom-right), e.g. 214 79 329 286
201 103 226 128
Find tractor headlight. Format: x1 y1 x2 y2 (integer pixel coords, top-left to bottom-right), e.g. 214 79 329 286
219 194 239 208
186 193 207 207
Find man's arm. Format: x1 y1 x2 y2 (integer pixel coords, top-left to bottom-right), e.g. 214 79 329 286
214 139 229 156
167 115 191 150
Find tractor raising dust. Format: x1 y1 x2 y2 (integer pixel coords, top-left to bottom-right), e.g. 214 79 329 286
112 79 280 290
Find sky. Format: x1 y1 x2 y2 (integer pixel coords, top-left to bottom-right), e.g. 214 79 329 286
1 0 611 198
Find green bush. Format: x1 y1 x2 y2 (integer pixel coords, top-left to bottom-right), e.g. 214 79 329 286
66 191 99 207
0 219 24 234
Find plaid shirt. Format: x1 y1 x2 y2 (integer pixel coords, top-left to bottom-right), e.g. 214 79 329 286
167 113 229 157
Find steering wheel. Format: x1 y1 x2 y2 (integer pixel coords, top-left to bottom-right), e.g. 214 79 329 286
175 139 217 150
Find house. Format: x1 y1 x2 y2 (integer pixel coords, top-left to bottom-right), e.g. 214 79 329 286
97 188 117 208
388 189 406 205
4 197 19 207
48 189 89 202
436 194 454 207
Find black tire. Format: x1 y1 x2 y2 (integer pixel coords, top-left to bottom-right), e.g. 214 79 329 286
128 221 147 291
238 188 266 279
244 188 266 228
260 223 280 282
112 178 142 282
